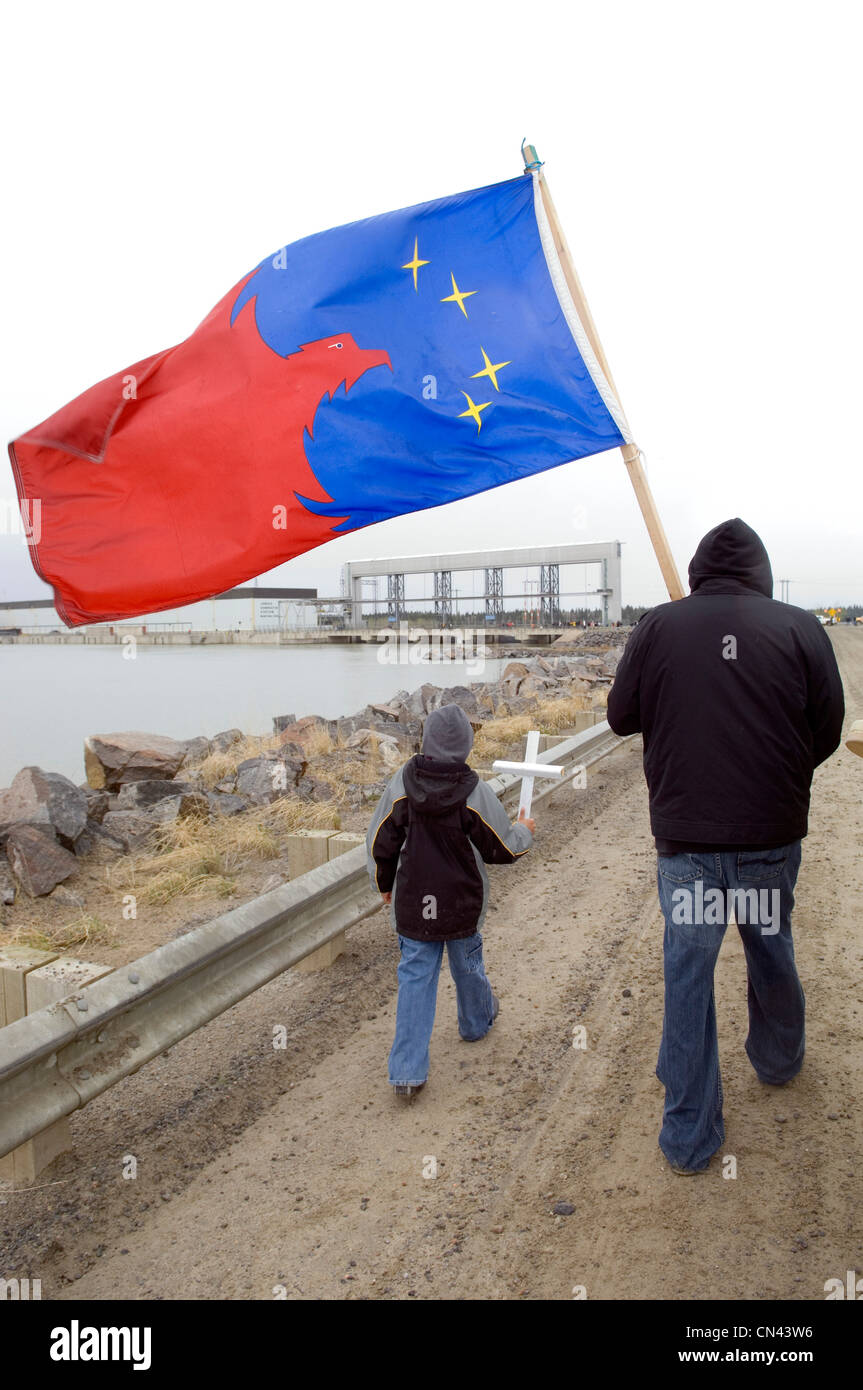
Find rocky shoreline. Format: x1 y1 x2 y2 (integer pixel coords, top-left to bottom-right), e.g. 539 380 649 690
0 632 627 920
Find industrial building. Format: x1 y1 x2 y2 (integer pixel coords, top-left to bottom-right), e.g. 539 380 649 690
0 586 318 636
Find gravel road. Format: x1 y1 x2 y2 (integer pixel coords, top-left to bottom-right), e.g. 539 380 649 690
3 629 861 1301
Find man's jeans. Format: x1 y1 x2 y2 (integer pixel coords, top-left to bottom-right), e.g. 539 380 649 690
388 932 496 1086
655 842 805 1171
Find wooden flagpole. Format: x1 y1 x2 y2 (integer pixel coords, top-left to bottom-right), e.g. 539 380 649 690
523 143 685 602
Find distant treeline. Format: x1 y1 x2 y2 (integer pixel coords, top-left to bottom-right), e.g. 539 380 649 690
361 605 649 627
360 601 861 629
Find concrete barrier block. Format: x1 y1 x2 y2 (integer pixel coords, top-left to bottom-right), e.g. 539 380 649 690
293 834 365 969
327 832 365 860
286 828 337 880
537 734 570 753
1 1121 75 1187
0 946 60 1029
295 933 346 973
0 957 113 1187
26 958 113 1013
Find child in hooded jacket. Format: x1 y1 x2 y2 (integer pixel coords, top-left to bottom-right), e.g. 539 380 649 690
366 704 534 1097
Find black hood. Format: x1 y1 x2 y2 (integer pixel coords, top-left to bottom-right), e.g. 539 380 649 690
688 518 773 598
402 753 478 815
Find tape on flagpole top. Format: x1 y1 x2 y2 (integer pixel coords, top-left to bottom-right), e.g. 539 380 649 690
521 138 544 171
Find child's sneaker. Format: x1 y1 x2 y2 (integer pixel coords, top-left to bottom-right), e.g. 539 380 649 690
393 1082 425 1099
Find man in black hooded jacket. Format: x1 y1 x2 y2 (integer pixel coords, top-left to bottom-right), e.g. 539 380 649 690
607 518 844 1173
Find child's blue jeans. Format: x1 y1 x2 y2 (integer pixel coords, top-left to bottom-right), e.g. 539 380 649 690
388 931 496 1086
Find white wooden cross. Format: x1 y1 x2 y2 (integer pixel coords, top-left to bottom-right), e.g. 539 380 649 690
493 729 564 819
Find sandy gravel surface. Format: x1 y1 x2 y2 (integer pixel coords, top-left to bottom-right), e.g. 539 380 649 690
2 628 861 1301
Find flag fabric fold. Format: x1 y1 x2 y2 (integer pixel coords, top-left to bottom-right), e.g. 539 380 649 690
9 170 630 627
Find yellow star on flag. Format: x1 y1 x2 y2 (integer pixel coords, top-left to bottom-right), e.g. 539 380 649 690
471 346 512 392
441 272 477 318
401 237 429 291
458 392 491 432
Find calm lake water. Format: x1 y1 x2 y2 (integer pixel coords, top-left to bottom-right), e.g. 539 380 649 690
0 643 509 786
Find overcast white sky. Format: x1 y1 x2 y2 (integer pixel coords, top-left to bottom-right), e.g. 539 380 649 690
2 0 860 613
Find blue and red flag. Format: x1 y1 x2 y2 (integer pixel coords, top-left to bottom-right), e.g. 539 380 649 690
8 171 631 626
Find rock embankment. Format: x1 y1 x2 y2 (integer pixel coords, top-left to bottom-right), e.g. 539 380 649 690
0 637 628 907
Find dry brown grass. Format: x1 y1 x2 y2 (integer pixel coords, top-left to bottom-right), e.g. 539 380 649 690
8 913 118 953
302 728 335 759
108 793 341 906
137 871 238 907
264 796 340 834
472 694 597 764
193 734 280 789
340 747 391 787
193 728 337 790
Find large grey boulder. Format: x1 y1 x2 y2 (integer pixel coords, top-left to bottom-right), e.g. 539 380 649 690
501 661 530 682
274 716 331 750
273 739 306 764
369 702 401 723
439 685 481 716
81 787 112 823
483 686 511 714
528 655 555 675
148 792 209 823
334 714 367 742
236 754 306 804
347 727 394 751
502 695 534 715
499 663 529 699
180 735 211 765
209 729 244 755
401 684 441 719
116 780 201 812
69 827 97 857
0 767 89 847
378 740 403 772
235 762 281 805
272 713 297 734
395 719 424 751
518 674 557 698
206 791 248 817
296 774 335 803
345 729 404 774
100 810 158 850
357 719 420 752
6 825 78 897
84 731 186 790
425 686 459 713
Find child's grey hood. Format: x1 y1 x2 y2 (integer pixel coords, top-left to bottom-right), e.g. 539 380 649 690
421 705 474 761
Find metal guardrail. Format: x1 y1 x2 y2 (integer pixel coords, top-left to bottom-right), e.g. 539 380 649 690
0 719 628 1158
490 720 628 811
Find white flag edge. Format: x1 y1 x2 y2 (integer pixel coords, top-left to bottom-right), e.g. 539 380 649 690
531 170 634 445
